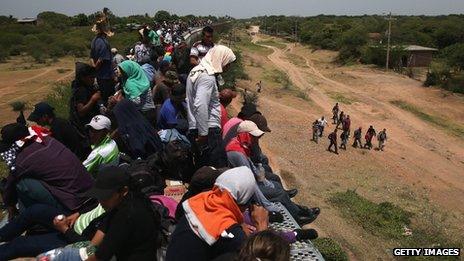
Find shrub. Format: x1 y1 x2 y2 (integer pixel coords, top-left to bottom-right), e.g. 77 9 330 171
45 82 72 119
441 43 464 71
337 26 368 64
330 190 412 239
31 49 46 63
221 50 249 89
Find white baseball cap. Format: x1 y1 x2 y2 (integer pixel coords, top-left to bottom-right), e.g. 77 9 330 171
86 115 111 131
237 120 265 137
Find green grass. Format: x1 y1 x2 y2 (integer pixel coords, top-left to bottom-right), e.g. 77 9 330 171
240 40 272 55
330 190 462 259
0 161 8 179
56 68 71 74
263 69 312 102
45 81 73 119
390 100 464 138
264 69 292 88
9 100 27 111
256 39 287 49
313 238 349 261
330 190 412 239
285 53 308 67
327 91 358 105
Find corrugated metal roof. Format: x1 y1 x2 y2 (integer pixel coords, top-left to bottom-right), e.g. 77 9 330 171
17 18 37 23
404 45 438 52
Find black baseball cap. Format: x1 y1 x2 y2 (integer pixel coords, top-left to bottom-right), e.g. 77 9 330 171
75 62 96 79
86 166 130 200
28 102 54 122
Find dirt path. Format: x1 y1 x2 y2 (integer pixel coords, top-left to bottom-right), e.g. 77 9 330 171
0 58 75 125
253 30 464 212
240 26 464 259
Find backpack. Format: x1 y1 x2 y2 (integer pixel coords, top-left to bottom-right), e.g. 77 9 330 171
158 140 195 183
125 160 176 260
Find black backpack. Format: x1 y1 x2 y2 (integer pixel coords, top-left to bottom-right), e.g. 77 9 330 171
158 140 195 183
125 160 176 258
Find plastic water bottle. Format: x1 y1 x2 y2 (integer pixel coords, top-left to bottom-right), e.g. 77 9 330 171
0 211 8 229
36 248 63 261
217 74 225 86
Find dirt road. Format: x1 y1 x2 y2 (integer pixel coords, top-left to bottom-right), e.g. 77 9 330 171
0 57 75 125
239 26 464 259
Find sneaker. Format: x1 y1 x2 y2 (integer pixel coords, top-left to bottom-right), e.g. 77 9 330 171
296 215 317 226
285 189 298 198
269 211 284 223
295 228 318 240
299 206 321 217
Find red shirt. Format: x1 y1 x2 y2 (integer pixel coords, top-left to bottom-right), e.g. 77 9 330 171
220 104 228 130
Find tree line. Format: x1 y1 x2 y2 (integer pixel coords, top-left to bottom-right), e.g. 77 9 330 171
0 10 225 63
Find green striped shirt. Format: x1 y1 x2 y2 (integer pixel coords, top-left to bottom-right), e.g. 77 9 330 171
83 136 119 176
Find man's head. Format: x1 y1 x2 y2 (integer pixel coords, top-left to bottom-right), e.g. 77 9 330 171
202 26 214 46
248 113 271 133
164 71 179 87
28 102 55 126
219 89 237 107
238 103 258 120
75 62 96 87
171 83 186 107
139 28 150 43
86 166 129 211
0 123 29 151
334 128 338 133
383 128 386 132
86 115 111 145
190 48 200 67
238 120 265 143
347 115 350 119
111 48 118 55
321 116 325 120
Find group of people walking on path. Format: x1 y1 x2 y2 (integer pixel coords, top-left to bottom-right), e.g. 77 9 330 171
312 102 388 155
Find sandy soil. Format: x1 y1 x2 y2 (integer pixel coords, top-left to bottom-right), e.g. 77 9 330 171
237 26 464 259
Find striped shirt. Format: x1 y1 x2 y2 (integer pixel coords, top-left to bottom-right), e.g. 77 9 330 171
83 136 119 176
73 204 106 235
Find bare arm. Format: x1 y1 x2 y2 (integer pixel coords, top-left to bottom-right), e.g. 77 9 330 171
91 230 105 246
77 93 100 117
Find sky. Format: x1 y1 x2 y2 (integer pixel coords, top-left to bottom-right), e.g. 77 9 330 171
1 0 464 18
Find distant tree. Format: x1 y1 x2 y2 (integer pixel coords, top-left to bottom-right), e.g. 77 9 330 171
0 15 16 24
154 10 171 22
441 43 464 71
37 11 71 29
337 25 368 63
72 13 90 26
433 21 464 49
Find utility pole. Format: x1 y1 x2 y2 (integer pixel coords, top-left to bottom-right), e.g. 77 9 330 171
294 20 298 46
385 12 395 70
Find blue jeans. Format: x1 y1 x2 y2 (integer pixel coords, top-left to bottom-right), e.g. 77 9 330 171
0 204 70 260
189 127 228 169
16 178 67 212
